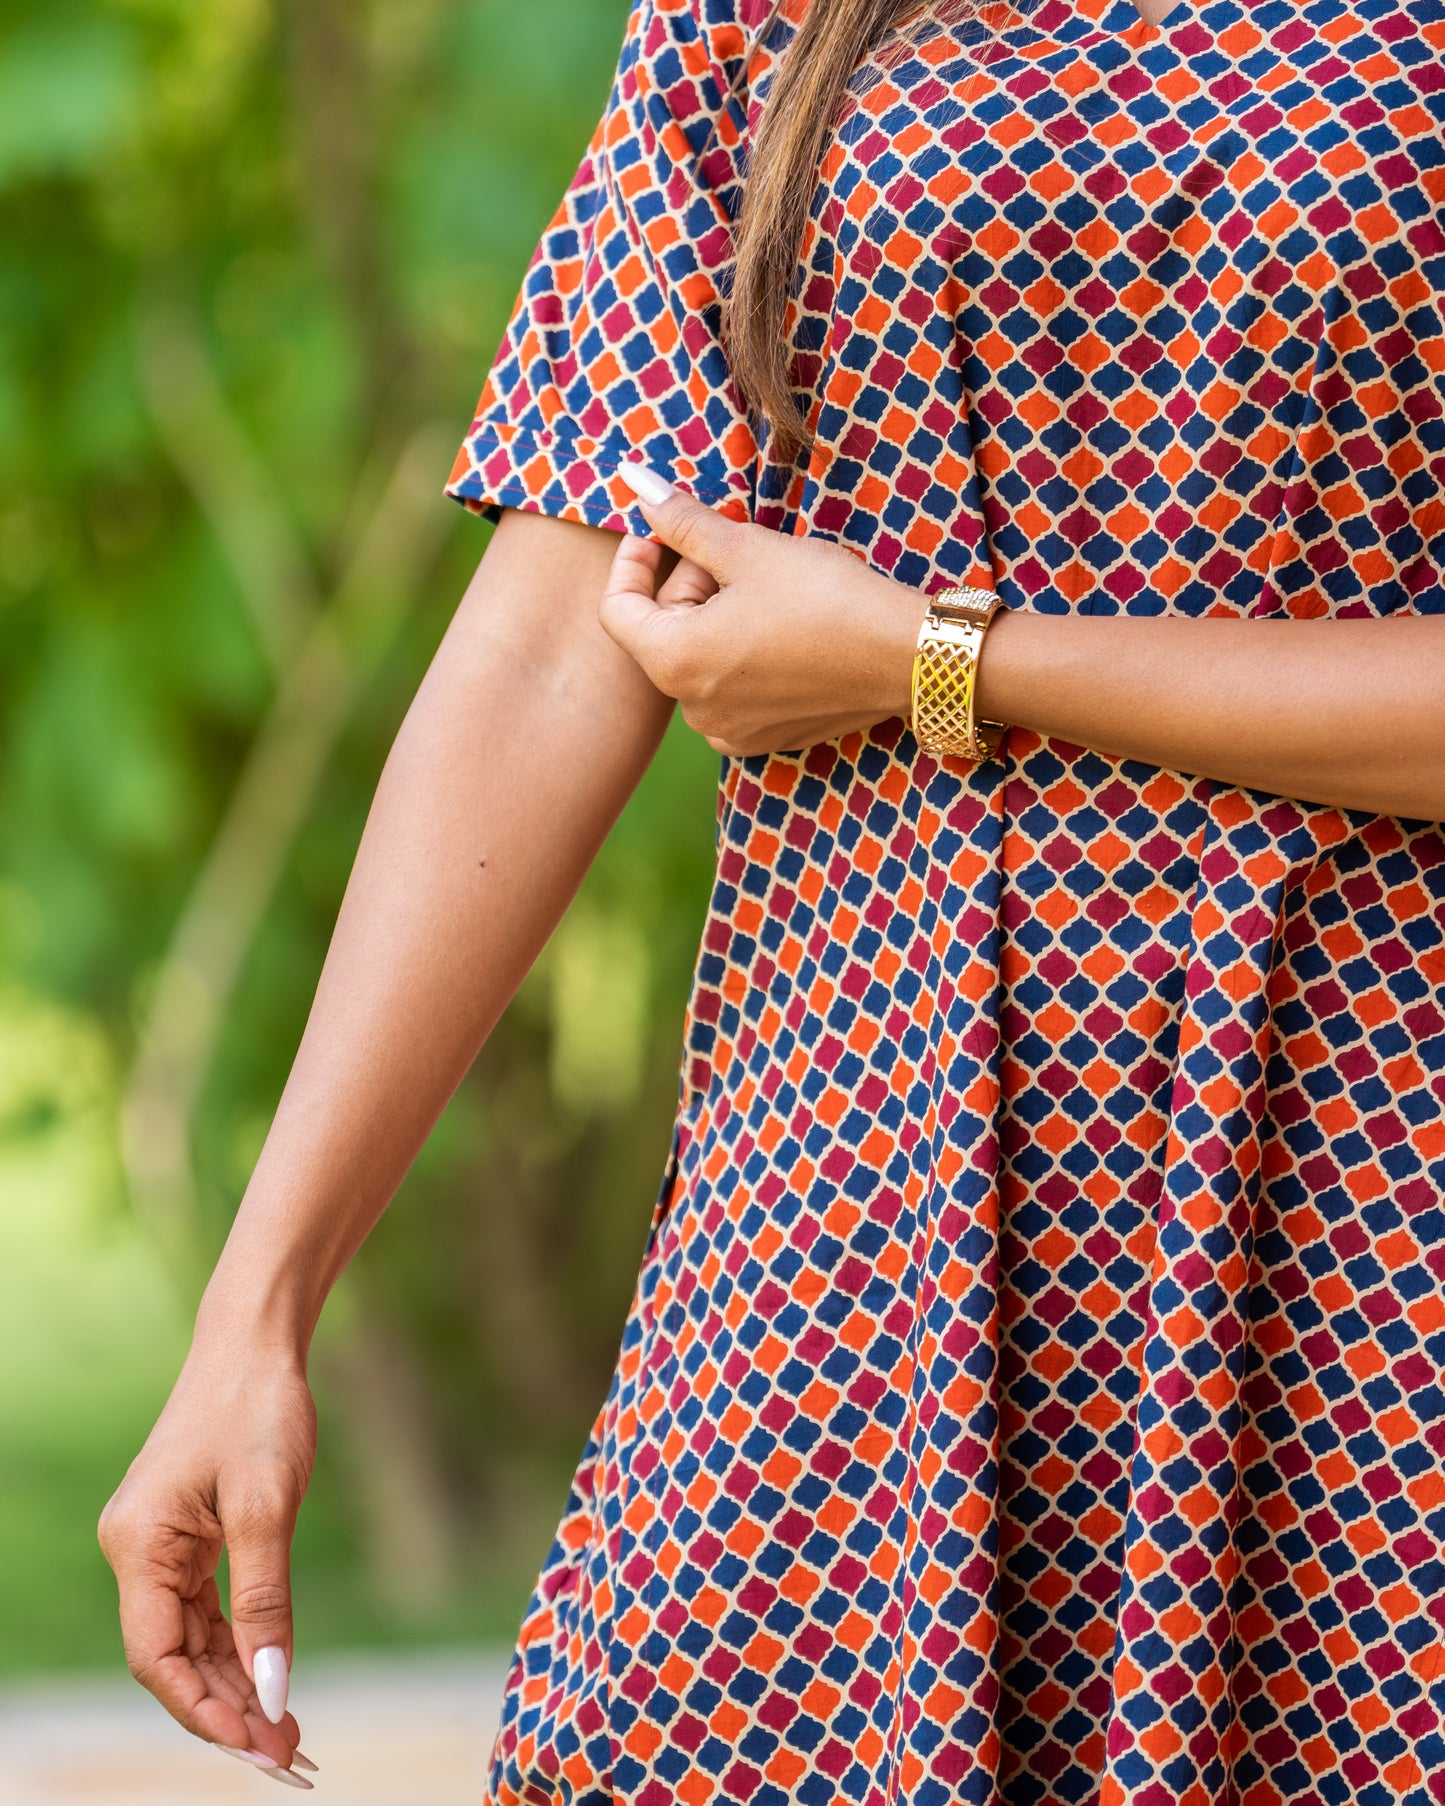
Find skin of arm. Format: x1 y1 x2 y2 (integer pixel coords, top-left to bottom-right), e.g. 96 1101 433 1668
600 472 1445 822
98 506 674 1770
198 507 673 1350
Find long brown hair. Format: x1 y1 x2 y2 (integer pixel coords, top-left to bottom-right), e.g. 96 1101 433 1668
725 0 928 458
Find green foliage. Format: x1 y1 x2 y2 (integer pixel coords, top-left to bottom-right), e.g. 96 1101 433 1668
0 0 720 1672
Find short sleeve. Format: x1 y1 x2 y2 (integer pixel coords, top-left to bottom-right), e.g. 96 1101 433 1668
444 0 765 536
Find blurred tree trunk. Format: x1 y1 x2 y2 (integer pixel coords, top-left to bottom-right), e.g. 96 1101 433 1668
283 0 413 457
312 1279 465 1619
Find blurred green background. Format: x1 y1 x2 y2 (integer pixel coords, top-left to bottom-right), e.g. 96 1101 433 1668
0 0 719 1676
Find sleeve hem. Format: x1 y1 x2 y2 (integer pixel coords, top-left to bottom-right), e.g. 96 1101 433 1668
444 419 755 537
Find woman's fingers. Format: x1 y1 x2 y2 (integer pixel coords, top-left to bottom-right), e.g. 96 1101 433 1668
194 1580 260 1717
99 1492 302 1764
219 1474 301 1722
615 461 750 579
598 535 700 691
178 1583 299 1763
99 1362 318 1775
202 1649 299 1767
112 1557 253 1748
604 462 908 749
101 1504 211 1716
656 556 718 609
597 533 659 656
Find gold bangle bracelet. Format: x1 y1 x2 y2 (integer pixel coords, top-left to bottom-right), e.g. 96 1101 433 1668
909 586 1009 763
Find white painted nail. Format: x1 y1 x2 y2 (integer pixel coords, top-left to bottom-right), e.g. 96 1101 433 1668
261 1768 314 1790
291 1751 319 1773
616 460 676 506
219 1747 279 1768
253 1646 289 1725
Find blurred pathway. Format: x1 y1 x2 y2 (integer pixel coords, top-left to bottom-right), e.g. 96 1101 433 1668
0 1649 509 1804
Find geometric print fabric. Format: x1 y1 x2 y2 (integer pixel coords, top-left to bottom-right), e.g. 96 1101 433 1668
445 0 1445 1801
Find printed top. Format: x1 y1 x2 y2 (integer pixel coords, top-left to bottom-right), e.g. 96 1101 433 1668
445 1 1445 1802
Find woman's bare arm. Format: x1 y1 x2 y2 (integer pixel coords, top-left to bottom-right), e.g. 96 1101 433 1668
99 505 674 1770
973 607 1445 819
197 505 673 1354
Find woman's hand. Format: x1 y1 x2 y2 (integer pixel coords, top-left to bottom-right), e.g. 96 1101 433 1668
601 463 929 756
604 460 1445 819
97 1345 317 1783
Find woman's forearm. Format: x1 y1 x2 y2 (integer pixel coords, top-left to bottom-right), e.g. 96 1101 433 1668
972 609 1445 820
195 507 672 1359
601 472 1445 822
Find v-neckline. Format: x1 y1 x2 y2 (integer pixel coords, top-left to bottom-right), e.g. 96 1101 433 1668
1065 0 1200 33
1029 0 1201 37
970 0 1206 55
955 0 1218 71
1076 0 1198 28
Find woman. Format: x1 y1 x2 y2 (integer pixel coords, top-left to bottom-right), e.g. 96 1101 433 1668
99 0 1445 1799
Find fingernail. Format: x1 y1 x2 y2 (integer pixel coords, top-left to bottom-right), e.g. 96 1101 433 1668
219 1747 279 1769
261 1768 314 1790
616 460 675 506
253 1646 289 1724
292 1752 319 1773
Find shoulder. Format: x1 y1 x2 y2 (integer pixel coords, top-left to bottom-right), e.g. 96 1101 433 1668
622 0 775 52
614 0 798 138
646 0 787 31
624 0 798 73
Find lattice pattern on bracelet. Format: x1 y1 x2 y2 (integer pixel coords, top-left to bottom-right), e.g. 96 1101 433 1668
911 628 987 760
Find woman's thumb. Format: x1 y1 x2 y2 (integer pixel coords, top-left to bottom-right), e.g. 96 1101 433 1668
224 1496 297 1723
